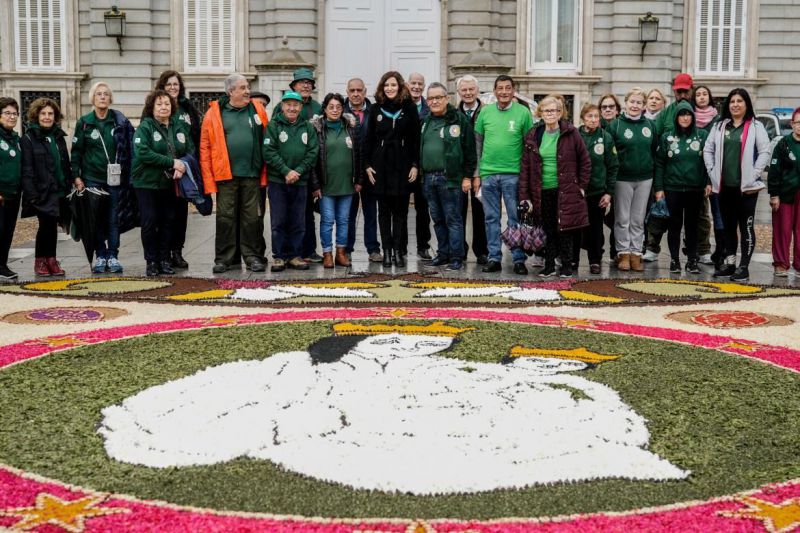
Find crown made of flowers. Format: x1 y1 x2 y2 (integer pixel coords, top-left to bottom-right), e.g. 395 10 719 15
333 321 475 337
510 346 621 364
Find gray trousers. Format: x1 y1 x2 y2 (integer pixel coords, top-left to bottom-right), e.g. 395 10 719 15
614 179 652 255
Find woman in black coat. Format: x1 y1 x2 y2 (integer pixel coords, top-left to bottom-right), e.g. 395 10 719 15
363 71 420 267
21 97 73 276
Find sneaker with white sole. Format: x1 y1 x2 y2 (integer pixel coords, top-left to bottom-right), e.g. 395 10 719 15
698 253 714 265
642 250 659 262
106 257 123 273
91 257 107 273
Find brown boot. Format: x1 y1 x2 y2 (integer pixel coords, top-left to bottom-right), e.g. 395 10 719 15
335 247 351 267
617 253 631 271
322 252 334 268
630 253 644 272
34 257 50 276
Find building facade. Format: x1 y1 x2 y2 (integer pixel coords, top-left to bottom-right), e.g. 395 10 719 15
0 0 797 130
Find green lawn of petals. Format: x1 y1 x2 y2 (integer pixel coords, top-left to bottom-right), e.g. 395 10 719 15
0 320 798 520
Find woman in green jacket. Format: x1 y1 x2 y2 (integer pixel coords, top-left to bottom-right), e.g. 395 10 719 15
0 97 21 280
653 101 710 274
608 87 657 272
768 107 800 276
132 90 193 277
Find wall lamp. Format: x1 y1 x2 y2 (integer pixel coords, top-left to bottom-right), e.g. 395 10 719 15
638 12 659 61
104 6 126 56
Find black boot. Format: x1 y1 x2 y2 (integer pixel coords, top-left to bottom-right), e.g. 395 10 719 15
159 261 175 275
394 250 406 268
382 250 393 267
145 261 159 277
170 250 189 269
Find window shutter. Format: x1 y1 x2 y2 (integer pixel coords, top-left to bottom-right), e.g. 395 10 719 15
14 0 66 71
696 0 746 76
184 0 235 72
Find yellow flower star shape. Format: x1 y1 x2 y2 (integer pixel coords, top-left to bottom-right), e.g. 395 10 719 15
30 336 86 348
718 496 800 532
203 316 242 326
723 340 762 352
559 318 596 328
0 492 128 532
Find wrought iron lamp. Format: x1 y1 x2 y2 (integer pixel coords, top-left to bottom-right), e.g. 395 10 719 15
638 12 659 61
104 6 126 56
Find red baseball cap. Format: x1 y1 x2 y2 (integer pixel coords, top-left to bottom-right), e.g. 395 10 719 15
673 73 693 91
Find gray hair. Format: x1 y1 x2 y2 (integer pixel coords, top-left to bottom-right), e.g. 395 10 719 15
456 75 479 89
427 82 448 95
224 73 247 94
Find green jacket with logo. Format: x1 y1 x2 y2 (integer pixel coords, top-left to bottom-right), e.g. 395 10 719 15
607 114 657 182
71 110 116 183
263 114 319 187
654 101 709 192
579 126 619 197
419 104 476 189
0 126 21 196
768 134 800 203
132 116 193 190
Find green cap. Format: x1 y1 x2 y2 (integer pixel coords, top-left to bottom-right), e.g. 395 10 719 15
281 91 303 102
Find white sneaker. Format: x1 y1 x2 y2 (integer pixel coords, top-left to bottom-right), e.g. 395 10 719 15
642 250 659 262
530 255 545 267
698 253 714 265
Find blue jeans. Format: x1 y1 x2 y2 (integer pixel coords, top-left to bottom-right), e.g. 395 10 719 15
268 183 307 260
86 179 121 259
424 173 464 260
481 174 526 263
320 194 353 252
346 187 380 254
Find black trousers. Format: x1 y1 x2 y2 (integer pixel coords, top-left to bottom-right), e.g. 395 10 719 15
719 186 758 267
460 188 488 258
379 194 409 253
403 179 431 253
542 189 575 265
35 212 58 257
0 195 20 266
575 193 606 265
665 190 704 261
169 195 189 252
136 188 176 263
604 200 617 259
301 191 318 258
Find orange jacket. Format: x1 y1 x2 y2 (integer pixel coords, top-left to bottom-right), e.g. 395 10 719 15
200 99 269 194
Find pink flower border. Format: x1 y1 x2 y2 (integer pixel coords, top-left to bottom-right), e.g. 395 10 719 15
0 308 798 532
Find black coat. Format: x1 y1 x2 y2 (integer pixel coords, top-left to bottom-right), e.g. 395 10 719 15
21 126 72 218
363 98 420 197
310 113 363 190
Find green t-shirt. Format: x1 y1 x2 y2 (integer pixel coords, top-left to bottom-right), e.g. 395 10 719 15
222 103 262 178
475 102 534 177
540 130 560 190
421 116 447 172
722 122 744 187
323 122 354 196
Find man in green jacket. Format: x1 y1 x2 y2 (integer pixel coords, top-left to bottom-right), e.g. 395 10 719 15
263 91 320 272
419 82 476 270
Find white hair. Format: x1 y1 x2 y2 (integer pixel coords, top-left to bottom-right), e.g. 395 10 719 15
89 82 113 105
456 75 479 89
224 73 247 94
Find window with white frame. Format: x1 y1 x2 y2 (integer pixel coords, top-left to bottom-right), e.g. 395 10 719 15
184 0 235 72
528 0 580 71
14 0 66 71
695 0 746 76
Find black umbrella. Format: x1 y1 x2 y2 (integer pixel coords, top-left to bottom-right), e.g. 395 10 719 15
69 187 110 264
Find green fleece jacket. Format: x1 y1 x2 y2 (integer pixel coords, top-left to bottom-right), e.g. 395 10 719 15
579 126 619 197
71 110 116 183
420 104 476 189
0 126 21 196
654 101 708 192
132 116 193 190
607 114 657 182
263 114 319 186
768 134 800 203
654 99 693 137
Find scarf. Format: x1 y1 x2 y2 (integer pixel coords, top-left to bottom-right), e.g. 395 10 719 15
694 106 719 128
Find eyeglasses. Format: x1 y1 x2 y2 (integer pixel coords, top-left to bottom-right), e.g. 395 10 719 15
1 112 19 118
541 108 561 115
600 104 617 110
792 121 800 126
428 95 447 102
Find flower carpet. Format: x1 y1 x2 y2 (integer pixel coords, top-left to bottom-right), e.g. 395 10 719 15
0 275 799 532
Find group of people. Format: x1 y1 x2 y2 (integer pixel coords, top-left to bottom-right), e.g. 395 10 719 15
0 68 798 281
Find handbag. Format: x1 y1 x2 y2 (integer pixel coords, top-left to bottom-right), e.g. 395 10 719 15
646 198 670 224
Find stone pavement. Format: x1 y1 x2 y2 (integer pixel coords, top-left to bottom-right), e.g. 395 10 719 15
5 190 798 286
